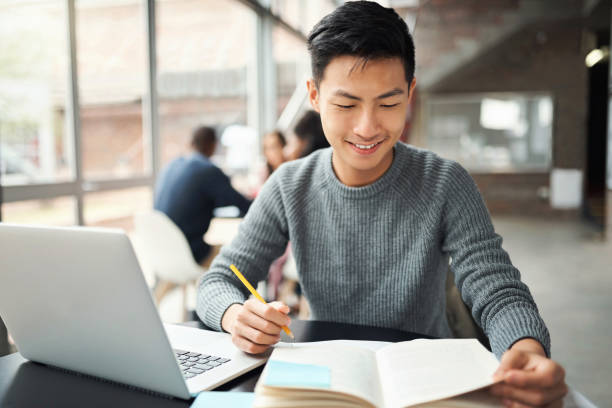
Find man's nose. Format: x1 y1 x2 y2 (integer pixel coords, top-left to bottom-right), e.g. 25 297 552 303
353 108 380 140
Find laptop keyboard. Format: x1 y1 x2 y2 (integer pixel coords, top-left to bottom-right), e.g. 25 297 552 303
174 349 231 380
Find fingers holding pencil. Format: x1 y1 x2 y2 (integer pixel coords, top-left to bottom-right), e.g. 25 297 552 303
222 300 291 354
221 264 294 354
246 299 292 330
229 264 294 339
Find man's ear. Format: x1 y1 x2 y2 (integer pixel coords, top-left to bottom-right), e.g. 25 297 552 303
407 77 417 103
307 79 320 112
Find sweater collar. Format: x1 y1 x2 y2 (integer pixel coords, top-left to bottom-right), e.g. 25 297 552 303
322 143 406 199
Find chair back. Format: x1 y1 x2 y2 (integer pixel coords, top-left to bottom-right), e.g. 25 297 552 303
445 269 490 350
131 210 203 284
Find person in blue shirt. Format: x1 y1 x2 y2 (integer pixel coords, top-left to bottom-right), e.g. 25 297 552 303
154 126 252 266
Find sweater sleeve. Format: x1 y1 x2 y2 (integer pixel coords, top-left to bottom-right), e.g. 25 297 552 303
196 171 289 331
440 161 551 358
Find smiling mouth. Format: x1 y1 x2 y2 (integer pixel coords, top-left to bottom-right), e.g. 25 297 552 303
346 140 384 151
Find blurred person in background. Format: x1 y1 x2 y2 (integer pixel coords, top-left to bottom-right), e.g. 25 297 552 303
285 110 330 160
154 126 252 268
262 130 287 178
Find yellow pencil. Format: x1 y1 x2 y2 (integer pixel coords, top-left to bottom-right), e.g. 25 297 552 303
229 264 294 339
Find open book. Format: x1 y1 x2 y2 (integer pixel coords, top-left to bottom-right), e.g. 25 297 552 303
254 338 502 408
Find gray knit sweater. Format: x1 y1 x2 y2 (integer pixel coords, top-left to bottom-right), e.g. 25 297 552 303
197 143 550 358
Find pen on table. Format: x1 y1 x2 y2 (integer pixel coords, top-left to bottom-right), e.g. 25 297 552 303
229 264 295 340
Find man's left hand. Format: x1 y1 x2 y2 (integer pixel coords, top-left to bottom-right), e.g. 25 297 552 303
489 338 568 407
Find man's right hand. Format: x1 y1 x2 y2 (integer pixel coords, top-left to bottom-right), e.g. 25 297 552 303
221 299 291 354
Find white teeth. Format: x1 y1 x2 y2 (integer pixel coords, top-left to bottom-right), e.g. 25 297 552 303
354 142 378 150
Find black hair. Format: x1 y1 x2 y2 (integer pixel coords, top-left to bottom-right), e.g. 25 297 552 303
294 110 329 157
307 1 415 87
191 126 217 156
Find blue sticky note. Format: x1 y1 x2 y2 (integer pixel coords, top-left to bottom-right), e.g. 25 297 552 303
265 360 331 389
191 391 254 407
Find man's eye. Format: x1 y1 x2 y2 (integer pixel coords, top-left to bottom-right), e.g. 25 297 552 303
335 104 355 109
381 103 400 108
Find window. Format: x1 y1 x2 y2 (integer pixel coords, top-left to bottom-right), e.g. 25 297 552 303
2 196 76 226
426 93 553 172
84 187 151 230
76 0 148 180
269 0 335 36
273 25 309 119
0 1 72 186
1 0 320 227
156 0 257 168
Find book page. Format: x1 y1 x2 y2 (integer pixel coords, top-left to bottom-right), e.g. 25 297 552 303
276 339 390 352
262 343 385 407
412 388 502 407
375 339 500 408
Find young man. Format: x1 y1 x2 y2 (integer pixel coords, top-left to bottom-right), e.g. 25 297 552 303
197 2 567 406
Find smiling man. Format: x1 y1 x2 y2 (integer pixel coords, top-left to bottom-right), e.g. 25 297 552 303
308 55 414 187
197 2 567 407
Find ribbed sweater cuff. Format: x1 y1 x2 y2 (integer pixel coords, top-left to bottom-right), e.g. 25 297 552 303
487 306 551 359
197 289 246 332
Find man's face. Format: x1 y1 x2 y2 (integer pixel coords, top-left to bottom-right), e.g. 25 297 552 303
308 56 415 186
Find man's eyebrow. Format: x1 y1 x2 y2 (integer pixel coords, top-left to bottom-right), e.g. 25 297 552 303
333 90 361 100
376 88 404 99
332 88 405 100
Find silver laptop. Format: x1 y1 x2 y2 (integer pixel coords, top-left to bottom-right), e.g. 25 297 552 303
0 223 268 399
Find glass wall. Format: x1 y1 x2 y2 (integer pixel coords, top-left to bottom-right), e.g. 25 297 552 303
269 0 335 36
76 0 148 180
0 1 72 186
156 0 256 169
84 187 152 229
0 0 324 229
273 25 309 119
2 196 76 226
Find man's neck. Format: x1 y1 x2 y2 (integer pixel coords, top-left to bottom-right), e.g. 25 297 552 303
331 149 394 187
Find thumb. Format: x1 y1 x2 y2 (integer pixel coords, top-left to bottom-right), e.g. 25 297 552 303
269 301 290 315
494 349 530 381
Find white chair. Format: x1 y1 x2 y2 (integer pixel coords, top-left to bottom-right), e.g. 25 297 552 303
131 210 205 320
